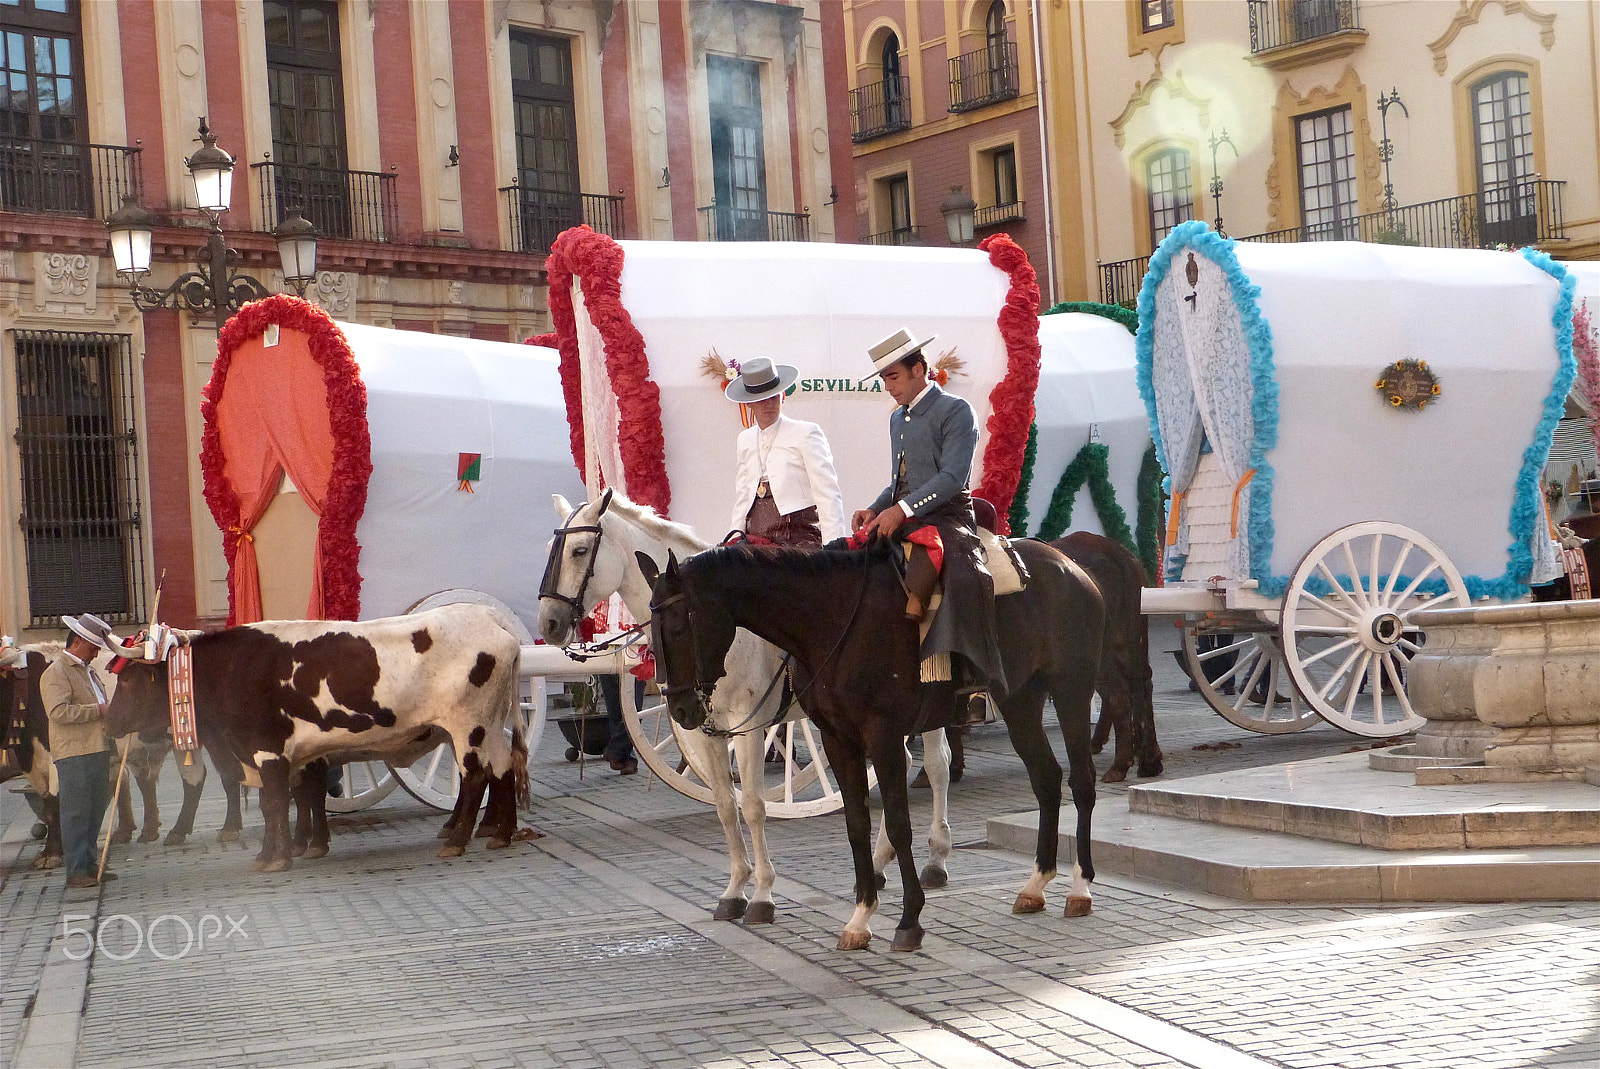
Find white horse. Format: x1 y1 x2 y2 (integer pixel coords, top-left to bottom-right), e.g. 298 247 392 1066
537 490 953 923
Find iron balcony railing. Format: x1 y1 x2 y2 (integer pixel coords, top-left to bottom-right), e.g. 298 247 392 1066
950 39 1019 112
1096 180 1567 306
251 161 398 243
1249 0 1361 53
0 137 142 220
863 226 922 246
698 204 811 242
500 185 624 253
975 201 1025 228
851 76 912 142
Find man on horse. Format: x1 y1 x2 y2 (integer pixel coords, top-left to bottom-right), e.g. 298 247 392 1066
850 328 1004 718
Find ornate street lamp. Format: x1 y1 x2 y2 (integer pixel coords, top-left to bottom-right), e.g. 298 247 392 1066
106 118 319 330
940 185 977 245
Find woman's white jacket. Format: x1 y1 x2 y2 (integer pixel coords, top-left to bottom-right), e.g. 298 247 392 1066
729 415 847 542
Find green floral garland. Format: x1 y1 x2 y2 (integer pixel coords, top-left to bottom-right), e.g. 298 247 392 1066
1042 300 1139 335
1007 421 1039 535
1135 444 1163 579
1035 442 1136 555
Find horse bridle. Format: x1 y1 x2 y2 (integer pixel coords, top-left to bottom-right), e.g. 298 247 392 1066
647 587 717 723
539 512 604 617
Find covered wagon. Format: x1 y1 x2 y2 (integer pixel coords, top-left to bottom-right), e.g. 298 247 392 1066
1138 222 1576 738
1009 305 1159 577
200 296 585 806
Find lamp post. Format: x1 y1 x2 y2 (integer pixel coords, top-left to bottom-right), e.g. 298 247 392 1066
1207 128 1238 237
106 118 320 332
940 185 977 246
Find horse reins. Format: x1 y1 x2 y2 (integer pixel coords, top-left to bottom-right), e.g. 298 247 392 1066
538 513 604 618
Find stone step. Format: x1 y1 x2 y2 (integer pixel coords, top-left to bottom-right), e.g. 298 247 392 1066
987 796 1600 903
1122 750 1600 849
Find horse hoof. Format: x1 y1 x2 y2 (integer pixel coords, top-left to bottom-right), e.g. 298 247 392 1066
291 842 307 858
1090 741 1104 755
1101 767 1127 784
919 865 948 889
303 844 328 860
1012 892 1046 914
1138 760 1165 779
836 930 871 951
164 831 188 847
485 837 511 851
744 901 776 925
891 926 925 953
873 872 886 891
250 856 290 873
34 854 61 870
217 828 240 844
713 898 747 921
1064 896 1093 918
109 828 132 846
474 825 497 838
510 827 544 842
437 844 466 858
436 824 456 840
138 828 161 843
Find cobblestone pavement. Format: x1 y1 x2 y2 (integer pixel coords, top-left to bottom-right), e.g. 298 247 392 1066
4 629 1598 1068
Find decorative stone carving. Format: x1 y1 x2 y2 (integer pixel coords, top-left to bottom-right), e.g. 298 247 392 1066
1110 70 1212 150
311 271 357 317
34 251 97 313
447 279 466 306
1427 0 1556 75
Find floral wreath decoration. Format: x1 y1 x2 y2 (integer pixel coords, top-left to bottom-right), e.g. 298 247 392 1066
1375 358 1441 410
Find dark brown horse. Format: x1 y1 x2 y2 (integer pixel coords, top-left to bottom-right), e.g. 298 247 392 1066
1051 533 1163 783
641 537 1103 953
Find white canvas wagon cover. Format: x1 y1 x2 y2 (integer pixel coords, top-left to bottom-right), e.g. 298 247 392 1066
543 230 1042 541
1012 310 1154 567
1138 222 1577 599
201 297 582 628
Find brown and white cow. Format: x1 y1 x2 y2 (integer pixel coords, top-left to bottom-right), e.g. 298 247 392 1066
1 646 63 868
104 605 529 873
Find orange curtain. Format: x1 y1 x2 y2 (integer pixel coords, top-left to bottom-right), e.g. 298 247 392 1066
215 330 336 623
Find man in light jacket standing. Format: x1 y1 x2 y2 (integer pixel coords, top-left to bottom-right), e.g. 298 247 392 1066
41 614 117 888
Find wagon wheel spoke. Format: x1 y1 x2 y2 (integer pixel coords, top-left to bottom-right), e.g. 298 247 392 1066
1340 541 1372 607
1297 590 1359 624
1194 635 1262 663
1314 560 1363 613
1180 624 1320 734
1394 560 1443 604
1402 588 1466 617
1230 646 1272 713
1381 652 1417 723
1380 540 1416 604
1298 635 1359 669
1342 652 1374 722
1367 533 1383 605
1315 644 1368 704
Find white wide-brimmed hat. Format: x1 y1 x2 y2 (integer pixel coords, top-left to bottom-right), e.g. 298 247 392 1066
725 356 799 404
868 328 938 374
62 614 116 652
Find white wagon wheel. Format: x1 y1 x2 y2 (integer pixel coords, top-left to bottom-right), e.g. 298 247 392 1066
620 679 875 819
1179 622 1320 734
323 760 398 814
1280 521 1469 739
392 589 548 811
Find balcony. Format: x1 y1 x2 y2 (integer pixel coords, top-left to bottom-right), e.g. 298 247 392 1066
949 39 1019 113
1096 180 1567 306
850 76 912 143
0 138 142 220
975 201 1025 229
698 204 811 242
1249 0 1365 68
500 185 625 253
251 161 398 243
863 226 922 247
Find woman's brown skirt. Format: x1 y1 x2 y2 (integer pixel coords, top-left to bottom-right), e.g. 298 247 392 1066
743 495 822 547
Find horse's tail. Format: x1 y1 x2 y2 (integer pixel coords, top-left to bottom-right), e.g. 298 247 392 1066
508 647 531 810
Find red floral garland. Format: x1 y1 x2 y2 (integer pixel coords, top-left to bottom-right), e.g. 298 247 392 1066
1574 302 1600 456
545 226 671 516
974 233 1042 535
200 295 372 624
527 331 558 348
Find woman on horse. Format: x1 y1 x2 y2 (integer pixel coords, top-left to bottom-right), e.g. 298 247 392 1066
726 357 847 547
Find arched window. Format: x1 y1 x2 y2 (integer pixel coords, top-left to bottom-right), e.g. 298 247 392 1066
1146 147 1193 247
881 32 900 82
1471 70 1536 246
881 33 904 127
985 1 1008 92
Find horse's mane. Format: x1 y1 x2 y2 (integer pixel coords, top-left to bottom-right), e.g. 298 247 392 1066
602 493 710 552
688 541 899 580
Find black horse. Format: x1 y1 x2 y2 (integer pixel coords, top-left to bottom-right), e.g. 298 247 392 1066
1051 533 1163 783
640 537 1103 952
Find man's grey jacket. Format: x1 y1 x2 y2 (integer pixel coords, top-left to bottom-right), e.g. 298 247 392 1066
868 382 978 518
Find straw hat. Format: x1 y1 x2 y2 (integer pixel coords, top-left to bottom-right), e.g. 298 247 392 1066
867 328 938 374
61 614 116 653
724 356 799 404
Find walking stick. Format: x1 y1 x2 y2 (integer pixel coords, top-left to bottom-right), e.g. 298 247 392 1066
97 571 164 883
